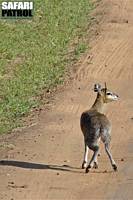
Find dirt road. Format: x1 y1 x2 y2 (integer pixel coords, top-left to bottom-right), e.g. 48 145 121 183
0 0 133 199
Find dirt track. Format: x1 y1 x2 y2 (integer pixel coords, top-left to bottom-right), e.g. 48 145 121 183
0 0 133 199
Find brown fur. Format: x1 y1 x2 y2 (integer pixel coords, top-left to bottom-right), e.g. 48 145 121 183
80 83 118 173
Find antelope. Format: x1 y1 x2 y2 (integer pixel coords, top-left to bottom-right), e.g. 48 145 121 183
80 83 119 173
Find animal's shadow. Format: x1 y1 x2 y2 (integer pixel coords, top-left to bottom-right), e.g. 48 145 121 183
0 160 113 174
0 160 81 173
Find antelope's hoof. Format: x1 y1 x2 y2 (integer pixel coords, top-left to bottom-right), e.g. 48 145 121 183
93 162 98 169
85 165 91 173
82 162 87 169
85 168 89 173
112 164 117 171
82 163 85 169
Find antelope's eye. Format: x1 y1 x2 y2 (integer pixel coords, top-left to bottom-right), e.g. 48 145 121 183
107 92 111 95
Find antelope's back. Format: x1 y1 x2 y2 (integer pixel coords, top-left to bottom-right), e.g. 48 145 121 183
80 110 111 141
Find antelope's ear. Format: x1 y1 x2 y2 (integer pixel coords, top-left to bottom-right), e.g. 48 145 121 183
94 83 102 92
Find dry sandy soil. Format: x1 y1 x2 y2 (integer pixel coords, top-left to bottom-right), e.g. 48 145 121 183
0 0 133 199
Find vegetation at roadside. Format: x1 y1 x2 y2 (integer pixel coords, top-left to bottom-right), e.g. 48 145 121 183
0 0 95 134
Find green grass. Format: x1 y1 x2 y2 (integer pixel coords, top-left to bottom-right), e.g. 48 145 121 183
0 0 94 134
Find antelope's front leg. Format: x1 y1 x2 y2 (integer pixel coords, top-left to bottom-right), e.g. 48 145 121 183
93 137 101 168
93 155 99 169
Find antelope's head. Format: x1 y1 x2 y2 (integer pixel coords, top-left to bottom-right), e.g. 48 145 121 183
94 83 119 103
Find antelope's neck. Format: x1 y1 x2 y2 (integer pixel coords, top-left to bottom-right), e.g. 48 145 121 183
91 94 106 113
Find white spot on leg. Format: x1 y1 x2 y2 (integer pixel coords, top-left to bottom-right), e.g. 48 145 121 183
84 145 89 163
105 144 116 167
82 145 89 168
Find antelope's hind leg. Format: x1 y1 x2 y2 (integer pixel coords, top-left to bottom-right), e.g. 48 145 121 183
85 145 99 173
105 143 117 171
101 131 117 171
82 144 89 169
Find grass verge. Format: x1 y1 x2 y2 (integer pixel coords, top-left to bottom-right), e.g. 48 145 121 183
0 0 95 134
